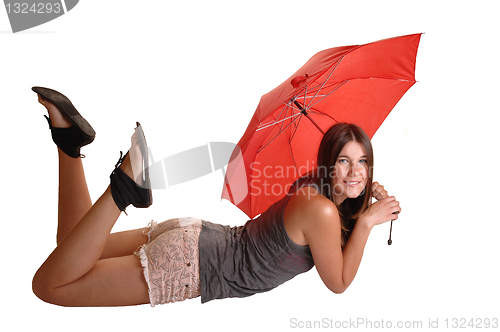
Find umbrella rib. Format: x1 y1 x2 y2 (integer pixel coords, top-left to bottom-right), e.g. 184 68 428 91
257 114 302 153
304 107 338 123
306 76 413 110
256 112 301 132
287 118 302 173
306 80 349 110
257 61 414 153
292 61 345 113
303 56 346 110
257 100 301 131
362 77 415 82
272 102 294 126
288 112 305 145
257 107 288 129
274 104 290 147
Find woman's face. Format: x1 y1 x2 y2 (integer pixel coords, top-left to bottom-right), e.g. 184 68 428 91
332 141 369 205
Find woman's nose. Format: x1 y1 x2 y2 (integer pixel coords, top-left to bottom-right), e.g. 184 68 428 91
347 164 361 176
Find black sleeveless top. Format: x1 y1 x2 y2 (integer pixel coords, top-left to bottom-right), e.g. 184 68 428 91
198 180 317 303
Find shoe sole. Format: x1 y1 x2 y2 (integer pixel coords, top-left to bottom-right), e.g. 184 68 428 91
32 86 96 144
133 123 152 204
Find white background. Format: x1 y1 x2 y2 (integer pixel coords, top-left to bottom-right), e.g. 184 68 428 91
1 1 499 331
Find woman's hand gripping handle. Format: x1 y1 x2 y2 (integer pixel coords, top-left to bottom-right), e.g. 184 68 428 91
363 182 401 245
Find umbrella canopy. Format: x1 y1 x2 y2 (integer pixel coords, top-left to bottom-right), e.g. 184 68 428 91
223 34 421 219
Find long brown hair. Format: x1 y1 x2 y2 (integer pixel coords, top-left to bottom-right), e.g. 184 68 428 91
313 123 374 247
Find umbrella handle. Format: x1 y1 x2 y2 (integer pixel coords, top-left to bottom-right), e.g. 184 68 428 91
387 211 399 246
388 220 393 245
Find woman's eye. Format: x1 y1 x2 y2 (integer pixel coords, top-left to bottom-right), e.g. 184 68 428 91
338 159 348 163
360 159 367 163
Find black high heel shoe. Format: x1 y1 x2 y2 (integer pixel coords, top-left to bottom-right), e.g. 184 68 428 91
32 86 96 158
110 122 152 214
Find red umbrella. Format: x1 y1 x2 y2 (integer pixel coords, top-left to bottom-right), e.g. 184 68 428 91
223 34 421 219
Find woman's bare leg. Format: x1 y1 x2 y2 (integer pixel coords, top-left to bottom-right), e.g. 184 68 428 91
38 96 93 244
56 152 93 244
38 96 148 257
34 96 150 306
101 228 148 259
32 154 150 306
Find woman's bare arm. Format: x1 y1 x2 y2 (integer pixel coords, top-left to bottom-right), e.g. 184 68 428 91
288 186 400 294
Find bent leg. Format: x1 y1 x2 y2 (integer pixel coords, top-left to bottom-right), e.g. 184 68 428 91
33 187 120 293
33 179 151 307
33 151 153 307
34 254 149 307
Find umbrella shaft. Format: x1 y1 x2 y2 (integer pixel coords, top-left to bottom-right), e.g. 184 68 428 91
304 112 325 135
293 100 325 135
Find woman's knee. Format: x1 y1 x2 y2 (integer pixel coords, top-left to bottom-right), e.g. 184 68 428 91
32 269 58 305
32 273 79 307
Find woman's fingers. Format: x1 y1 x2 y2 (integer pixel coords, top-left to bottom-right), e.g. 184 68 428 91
388 198 401 218
372 183 401 216
381 196 402 219
372 182 388 201
361 196 402 227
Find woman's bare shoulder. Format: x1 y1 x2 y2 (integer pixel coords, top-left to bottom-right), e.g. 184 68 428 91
284 186 340 246
289 186 338 217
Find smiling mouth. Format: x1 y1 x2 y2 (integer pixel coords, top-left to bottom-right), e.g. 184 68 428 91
345 181 361 187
